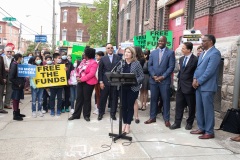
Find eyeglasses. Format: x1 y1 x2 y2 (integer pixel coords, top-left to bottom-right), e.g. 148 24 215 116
7 51 12 53
107 47 113 49
202 40 210 43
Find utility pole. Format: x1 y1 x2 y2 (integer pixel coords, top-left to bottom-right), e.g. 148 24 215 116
107 0 112 43
18 23 22 51
52 0 56 51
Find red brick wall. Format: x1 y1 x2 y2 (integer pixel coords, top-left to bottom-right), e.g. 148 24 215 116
212 6 240 38
60 7 90 42
194 16 211 35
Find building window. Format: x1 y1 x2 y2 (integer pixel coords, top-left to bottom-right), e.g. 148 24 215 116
158 8 164 30
62 29 67 40
76 30 83 42
77 14 82 23
187 0 195 29
145 0 150 20
135 0 140 36
63 10 67 22
0 26 2 33
120 10 124 42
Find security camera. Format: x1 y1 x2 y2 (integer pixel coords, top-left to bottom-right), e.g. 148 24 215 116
191 30 196 34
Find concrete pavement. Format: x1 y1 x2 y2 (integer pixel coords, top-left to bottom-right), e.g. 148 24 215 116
0 95 240 160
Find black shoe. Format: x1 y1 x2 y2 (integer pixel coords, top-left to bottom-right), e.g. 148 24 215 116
98 114 103 121
13 111 23 121
68 116 80 121
84 117 90 122
170 123 180 130
185 124 193 130
111 115 117 120
17 109 26 117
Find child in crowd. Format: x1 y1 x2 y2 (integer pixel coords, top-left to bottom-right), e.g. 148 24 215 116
61 51 73 113
9 53 25 121
93 51 104 115
49 53 63 116
30 55 44 118
42 55 52 113
68 59 78 114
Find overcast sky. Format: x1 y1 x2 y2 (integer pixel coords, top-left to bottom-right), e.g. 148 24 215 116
0 0 94 43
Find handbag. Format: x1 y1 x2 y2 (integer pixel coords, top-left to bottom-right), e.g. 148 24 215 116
219 108 240 134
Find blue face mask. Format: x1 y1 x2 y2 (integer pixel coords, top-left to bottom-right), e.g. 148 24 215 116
29 56 32 58
62 55 67 60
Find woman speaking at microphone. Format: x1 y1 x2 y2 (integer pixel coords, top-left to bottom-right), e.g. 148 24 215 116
116 47 144 133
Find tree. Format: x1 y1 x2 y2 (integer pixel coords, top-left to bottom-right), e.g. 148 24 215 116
26 42 50 55
79 0 118 46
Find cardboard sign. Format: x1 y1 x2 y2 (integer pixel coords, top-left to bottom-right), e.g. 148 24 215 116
33 64 67 88
23 57 31 64
18 64 36 77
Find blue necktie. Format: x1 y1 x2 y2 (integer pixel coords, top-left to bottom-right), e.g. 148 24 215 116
182 56 188 68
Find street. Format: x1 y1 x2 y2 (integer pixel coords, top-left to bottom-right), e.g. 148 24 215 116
0 95 240 160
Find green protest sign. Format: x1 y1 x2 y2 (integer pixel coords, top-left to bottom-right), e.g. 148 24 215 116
133 35 146 49
145 30 173 50
71 45 85 63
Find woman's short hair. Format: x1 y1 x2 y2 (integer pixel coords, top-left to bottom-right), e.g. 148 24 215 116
84 47 96 59
124 47 137 62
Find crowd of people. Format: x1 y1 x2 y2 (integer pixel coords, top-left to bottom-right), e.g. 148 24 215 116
0 35 239 141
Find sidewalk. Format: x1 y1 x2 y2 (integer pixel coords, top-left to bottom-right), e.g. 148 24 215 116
0 95 240 160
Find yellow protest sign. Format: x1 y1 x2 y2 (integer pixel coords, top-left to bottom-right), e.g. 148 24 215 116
34 64 67 88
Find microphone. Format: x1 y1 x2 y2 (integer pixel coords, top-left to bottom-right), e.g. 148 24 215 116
111 59 123 72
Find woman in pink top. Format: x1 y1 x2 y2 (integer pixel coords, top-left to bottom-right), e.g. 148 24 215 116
68 48 98 121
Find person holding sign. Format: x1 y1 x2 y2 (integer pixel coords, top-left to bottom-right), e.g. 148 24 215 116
49 53 64 117
9 54 26 121
30 55 44 118
68 47 98 122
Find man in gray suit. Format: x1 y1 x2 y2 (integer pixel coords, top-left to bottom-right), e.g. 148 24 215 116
145 36 175 127
191 35 221 139
2 47 13 109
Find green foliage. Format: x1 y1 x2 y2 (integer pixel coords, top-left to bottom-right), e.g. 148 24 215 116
26 42 50 55
79 0 118 46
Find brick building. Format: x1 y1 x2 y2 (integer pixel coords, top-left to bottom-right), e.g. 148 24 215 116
59 1 94 43
118 0 240 114
0 21 19 50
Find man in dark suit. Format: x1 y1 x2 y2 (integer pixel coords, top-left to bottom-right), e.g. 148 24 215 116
170 42 198 130
145 36 175 127
98 43 121 120
191 35 221 139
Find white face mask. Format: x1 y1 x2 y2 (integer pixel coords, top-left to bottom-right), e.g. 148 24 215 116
46 60 52 65
73 63 77 68
36 60 42 65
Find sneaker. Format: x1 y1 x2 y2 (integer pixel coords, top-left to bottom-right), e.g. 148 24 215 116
71 109 74 114
61 108 65 113
50 110 55 117
38 111 44 117
65 108 70 112
93 109 99 115
32 111 37 118
42 110 47 114
57 110 61 116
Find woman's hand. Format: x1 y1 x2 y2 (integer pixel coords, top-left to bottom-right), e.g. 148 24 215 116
77 77 81 83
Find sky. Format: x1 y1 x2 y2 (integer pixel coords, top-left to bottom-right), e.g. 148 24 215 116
0 0 94 44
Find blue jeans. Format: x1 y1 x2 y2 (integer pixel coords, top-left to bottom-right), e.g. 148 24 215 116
50 88 63 111
70 85 77 109
31 87 44 112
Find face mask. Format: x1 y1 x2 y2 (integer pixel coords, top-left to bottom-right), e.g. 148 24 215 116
57 59 62 64
36 60 42 65
46 60 52 65
73 63 77 68
29 56 32 58
21 59 24 64
62 55 67 60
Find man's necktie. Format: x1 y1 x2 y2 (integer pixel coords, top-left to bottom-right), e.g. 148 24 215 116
182 56 188 69
159 49 163 64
